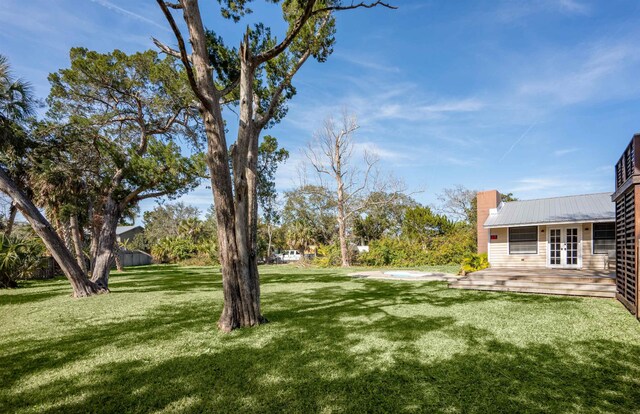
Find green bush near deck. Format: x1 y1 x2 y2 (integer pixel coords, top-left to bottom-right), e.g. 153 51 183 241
461 253 490 275
1 265 639 413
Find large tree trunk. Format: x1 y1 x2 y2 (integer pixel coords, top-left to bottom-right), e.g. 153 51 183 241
246 127 263 321
176 0 264 332
69 213 87 274
227 41 262 328
205 108 258 332
0 167 105 297
4 202 17 236
90 197 120 289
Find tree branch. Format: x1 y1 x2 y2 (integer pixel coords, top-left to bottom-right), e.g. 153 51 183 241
156 0 210 110
220 77 240 97
254 1 396 65
147 109 183 135
152 37 189 62
254 8 332 128
256 49 311 129
253 0 316 65
312 1 397 16
119 184 166 210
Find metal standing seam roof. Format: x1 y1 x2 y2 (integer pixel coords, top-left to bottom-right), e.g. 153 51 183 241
116 225 143 235
484 192 615 228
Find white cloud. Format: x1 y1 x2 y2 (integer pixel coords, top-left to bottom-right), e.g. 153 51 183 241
335 52 401 73
510 177 571 193
494 0 591 22
517 41 640 105
375 98 486 122
553 148 579 157
353 141 413 161
89 0 170 32
557 0 591 15
508 173 610 198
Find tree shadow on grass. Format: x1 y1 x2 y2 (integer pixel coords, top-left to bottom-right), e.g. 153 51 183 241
111 265 220 293
3 309 639 413
0 300 219 394
0 279 74 307
2 266 626 413
3 271 633 413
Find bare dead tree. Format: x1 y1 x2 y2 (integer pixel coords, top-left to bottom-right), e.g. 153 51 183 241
304 111 405 266
437 185 477 223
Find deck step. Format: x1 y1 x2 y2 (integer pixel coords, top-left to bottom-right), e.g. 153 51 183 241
448 268 617 298
449 284 616 298
450 279 616 291
461 274 615 284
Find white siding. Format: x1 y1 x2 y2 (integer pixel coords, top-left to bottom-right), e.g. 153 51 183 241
488 226 546 268
488 223 610 269
581 225 608 269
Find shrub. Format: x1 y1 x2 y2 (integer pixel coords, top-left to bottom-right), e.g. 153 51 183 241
179 252 217 266
314 243 342 267
194 239 219 266
127 233 149 252
359 238 430 267
151 237 219 265
151 237 198 263
0 235 45 288
359 229 476 268
460 253 489 275
427 227 476 266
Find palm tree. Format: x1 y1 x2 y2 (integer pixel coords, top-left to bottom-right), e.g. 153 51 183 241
0 55 35 123
178 217 206 242
0 55 36 237
286 221 316 261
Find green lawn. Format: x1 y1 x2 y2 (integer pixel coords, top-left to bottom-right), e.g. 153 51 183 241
1 265 639 413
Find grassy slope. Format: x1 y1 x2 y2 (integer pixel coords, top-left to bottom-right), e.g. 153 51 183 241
1 265 639 413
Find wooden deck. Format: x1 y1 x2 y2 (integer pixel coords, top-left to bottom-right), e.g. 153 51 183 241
449 267 616 298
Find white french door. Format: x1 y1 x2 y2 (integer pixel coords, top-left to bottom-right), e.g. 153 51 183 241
548 226 581 269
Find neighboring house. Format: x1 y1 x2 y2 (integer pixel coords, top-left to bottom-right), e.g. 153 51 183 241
477 191 615 269
116 225 144 243
114 225 152 267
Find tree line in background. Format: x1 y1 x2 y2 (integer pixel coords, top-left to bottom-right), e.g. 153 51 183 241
118 182 515 272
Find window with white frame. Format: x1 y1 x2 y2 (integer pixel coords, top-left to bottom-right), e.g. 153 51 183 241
509 226 537 254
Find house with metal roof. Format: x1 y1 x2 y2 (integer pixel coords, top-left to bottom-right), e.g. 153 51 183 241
477 190 615 269
116 225 144 243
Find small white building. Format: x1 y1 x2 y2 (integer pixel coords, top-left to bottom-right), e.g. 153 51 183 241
477 191 615 270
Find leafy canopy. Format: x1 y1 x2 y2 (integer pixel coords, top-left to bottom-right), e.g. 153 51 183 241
45 48 206 210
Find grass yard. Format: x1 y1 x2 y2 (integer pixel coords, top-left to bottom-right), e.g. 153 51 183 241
1 265 640 413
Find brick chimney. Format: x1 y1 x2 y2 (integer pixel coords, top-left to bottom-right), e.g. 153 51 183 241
477 190 501 254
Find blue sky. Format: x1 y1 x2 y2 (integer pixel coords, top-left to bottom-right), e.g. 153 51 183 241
2 0 640 218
